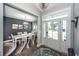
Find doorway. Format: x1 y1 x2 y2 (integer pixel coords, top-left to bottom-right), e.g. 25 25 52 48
42 8 72 54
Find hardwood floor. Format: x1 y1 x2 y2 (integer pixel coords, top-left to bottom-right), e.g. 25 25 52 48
17 47 33 56
16 39 37 56
16 45 37 56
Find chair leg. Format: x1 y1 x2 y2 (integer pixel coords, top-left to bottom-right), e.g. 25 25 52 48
27 39 30 48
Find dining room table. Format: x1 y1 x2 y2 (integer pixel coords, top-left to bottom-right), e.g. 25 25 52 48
4 32 36 56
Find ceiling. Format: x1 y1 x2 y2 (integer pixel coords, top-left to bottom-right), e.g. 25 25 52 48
34 3 60 12
4 3 62 22
4 3 39 22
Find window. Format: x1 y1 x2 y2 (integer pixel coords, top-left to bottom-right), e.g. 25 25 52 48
52 21 58 40
48 21 53 38
43 21 59 40
47 21 58 40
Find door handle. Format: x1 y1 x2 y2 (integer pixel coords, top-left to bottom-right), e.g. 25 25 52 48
46 32 48 34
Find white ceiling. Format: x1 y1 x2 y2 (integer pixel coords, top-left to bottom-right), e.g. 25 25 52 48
4 3 41 22
5 5 37 22
34 3 60 12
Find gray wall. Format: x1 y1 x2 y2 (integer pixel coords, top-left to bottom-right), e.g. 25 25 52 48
74 3 79 55
4 17 32 41
0 3 3 56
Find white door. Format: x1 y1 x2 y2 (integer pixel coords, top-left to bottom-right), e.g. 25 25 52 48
42 19 61 52
42 17 71 54
60 17 71 53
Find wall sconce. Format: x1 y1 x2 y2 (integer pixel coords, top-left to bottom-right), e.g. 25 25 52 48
71 16 79 28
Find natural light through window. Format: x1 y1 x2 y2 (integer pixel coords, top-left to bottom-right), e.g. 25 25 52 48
52 22 58 40
48 22 53 38
62 20 67 41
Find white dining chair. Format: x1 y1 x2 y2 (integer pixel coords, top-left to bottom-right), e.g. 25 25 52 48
26 33 32 48
17 32 22 35
11 34 16 43
23 32 27 34
10 34 17 51
22 34 27 44
17 34 28 53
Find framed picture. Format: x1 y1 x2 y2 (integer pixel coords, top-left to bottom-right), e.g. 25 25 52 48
12 24 18 29
24 24 28 29
23 22 29 30
18 24 23 29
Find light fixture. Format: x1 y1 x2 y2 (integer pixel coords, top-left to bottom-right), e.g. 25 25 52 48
39 3 49 10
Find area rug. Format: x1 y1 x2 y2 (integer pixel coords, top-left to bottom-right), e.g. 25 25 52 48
32 48 61 56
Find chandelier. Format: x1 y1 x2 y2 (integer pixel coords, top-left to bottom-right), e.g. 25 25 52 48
39 3 49 9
